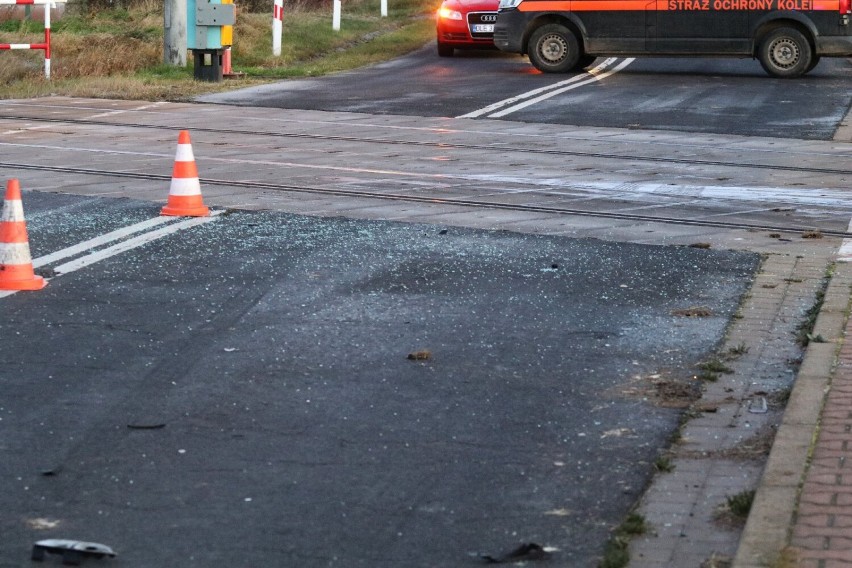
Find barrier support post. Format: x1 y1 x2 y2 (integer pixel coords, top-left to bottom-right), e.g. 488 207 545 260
0 0 65 79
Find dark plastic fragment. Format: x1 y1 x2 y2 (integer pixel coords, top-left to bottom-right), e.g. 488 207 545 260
32 540 116 565
480 542 549 564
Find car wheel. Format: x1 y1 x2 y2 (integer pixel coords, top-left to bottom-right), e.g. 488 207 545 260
758 27 812 78
437 42 454 57
527 24 580 73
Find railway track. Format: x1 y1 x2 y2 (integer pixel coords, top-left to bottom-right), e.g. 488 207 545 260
2 113 852 177
1 112 850 238
3 160 851 238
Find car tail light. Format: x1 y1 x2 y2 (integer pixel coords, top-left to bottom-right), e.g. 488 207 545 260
841 0 851 13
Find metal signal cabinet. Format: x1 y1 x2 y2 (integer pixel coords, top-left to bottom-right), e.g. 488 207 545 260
187 0 236 81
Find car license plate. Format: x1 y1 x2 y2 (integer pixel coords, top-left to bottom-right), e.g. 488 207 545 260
471 24 494 33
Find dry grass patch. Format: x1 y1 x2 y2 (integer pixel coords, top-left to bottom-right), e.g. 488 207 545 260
0 0 434 100
53 35 160 77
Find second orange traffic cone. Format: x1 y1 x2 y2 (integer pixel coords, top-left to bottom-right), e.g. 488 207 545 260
0 179 46 291
161 130 210 217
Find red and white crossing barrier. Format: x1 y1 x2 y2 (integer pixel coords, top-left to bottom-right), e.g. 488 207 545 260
0 0 66 79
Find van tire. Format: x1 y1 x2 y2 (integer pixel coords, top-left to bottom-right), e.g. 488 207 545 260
757 27 812 78
528 24 580 73
574 54 597 70
806 54 821 73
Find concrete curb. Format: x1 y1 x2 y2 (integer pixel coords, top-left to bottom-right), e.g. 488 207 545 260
832 100 852 142
733 262 852 567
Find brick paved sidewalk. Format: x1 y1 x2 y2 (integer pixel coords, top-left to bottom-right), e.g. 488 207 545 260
790 327 852 568
735 263 852 568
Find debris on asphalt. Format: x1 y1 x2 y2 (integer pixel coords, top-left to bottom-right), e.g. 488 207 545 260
671 306 713 317
126 423 166 430
689 243 711 249
26 518 61 530
406 350 431 361
31 539 116 565
801 230 823 239
748 396 768 414
700 552 733 568
479 542 550 564
601 428 633 438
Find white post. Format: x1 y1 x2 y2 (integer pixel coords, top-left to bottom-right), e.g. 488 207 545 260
332 0 341 31
380 0 386 17
272 0 283 56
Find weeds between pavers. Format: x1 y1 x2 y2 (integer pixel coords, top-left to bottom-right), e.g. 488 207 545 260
697 358 734 374
725 342 749 358
795 265 832 347
599 513 648 568
713 489 755 529
697 370 720 382
713 489 756 529
726 490 755 517
653 455 674 473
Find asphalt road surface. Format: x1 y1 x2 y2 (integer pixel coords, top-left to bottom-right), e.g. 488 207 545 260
199 46 852 140
1 193 759 566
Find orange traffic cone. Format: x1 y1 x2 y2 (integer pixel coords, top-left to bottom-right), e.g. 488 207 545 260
161 130 210 217
0 179 46 291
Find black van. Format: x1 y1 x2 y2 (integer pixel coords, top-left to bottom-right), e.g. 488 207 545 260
493 0 852 76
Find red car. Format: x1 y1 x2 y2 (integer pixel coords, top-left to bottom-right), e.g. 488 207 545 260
435 0 500 57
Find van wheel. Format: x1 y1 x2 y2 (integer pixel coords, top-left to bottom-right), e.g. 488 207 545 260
806 55 821 73
574 54 597 70
528 24 580 73
758 27 812 78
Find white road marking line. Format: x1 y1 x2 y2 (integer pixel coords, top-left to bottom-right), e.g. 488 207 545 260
489 58 635 118
0 101 170 136
0 211 223 299
836 217 852 262
85 102 168 121
32 216 178 268
0 123 58 136
456 58 621 119
0 141 167 158
0 103 168 135
52 211 223 275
